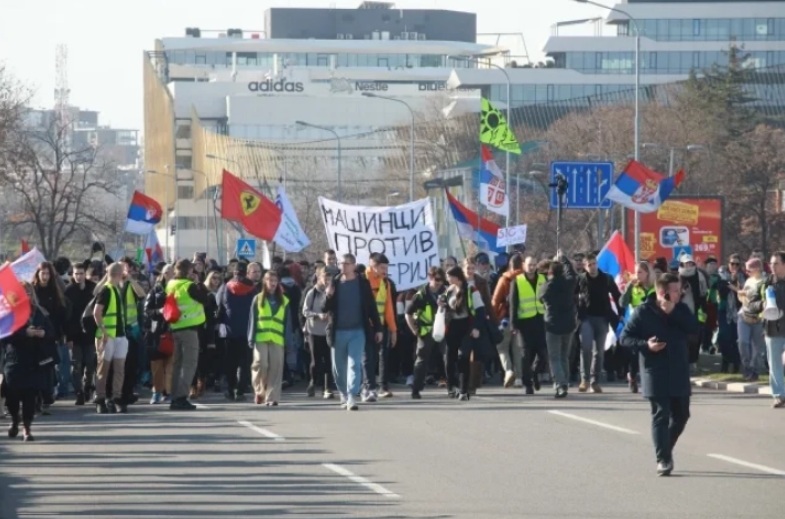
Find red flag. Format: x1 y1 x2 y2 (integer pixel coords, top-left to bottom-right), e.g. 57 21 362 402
220 169 282 241
0 263 31 339
20 240 30 254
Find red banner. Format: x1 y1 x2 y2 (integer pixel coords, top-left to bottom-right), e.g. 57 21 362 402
626 196 724 265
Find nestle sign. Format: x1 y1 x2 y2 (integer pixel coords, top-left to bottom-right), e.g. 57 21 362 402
354 81 388 92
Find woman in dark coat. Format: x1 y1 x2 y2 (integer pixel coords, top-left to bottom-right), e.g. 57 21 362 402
32 262 67 405
144 265 173 404
2 282 55 441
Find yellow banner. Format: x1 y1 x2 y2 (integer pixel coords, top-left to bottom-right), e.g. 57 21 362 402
656 201 699 226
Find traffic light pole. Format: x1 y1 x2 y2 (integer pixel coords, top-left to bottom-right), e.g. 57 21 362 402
550 173 568 252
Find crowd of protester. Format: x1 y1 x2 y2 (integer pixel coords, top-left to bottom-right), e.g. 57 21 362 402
1 242 784 442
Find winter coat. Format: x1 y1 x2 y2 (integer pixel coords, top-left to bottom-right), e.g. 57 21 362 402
2 306 55 391
217 277 259 339
538 256 579 335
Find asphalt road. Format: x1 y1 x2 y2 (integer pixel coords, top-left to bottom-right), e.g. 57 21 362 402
0 383 782 519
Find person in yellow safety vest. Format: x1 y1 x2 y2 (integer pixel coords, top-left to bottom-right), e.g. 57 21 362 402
166 259 209 411
117 257 147 407
620 261 656 394
363 253 398 402
509 256 549 395
248 270 291 406
92 263 129 415
404 266 447 399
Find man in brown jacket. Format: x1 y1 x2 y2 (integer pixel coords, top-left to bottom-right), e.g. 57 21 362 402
492 254 524 387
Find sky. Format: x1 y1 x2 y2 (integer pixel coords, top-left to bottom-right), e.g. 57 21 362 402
0 0 610 131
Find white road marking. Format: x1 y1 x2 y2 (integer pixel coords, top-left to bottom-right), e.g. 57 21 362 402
193 403 210 409
547 410 639 435
322 463 400 498
237 420 285 441
707 454 785 476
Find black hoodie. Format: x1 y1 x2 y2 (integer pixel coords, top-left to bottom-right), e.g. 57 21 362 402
218 276 259 339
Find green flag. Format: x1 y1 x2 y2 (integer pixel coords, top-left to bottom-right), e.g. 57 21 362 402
135 247 144 265
480 98 520 154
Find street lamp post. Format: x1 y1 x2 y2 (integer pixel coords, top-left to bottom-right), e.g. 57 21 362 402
574 0 641 259
295 121 343 202
642 143 707 177
361 92 416 202
449 55 514 233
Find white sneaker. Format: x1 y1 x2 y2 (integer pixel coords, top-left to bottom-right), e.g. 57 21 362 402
513 379 523 388
406 375 414 388
323 390 335 400
362 390 377 403
339 394 347 408
347 395 359 411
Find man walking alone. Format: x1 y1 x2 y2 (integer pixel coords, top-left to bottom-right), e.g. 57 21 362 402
621 273 699 476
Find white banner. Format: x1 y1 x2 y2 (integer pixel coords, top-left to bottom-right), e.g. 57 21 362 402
11 248 46 282
497 224 527 247
274 186 310 253
318 197 438 291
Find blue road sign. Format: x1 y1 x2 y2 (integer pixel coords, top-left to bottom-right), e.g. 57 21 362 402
549 162 614 210
236 239 257 259
672 245 694 261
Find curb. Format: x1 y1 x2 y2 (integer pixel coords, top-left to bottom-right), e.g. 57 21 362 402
691 377 772 396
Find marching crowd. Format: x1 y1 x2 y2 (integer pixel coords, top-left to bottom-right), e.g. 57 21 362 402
1 244 784 450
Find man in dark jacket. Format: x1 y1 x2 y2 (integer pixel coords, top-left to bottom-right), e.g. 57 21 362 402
576 253 621 393
322 253 382 411
218 262 258 400
64 263 97 405
538 251 578 398
620 273 699 476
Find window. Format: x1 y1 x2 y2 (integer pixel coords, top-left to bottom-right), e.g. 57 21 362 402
175 155 192 170
692 51 701 69
546 84 554 102
317 54 329 66
693 19 701 37
177 185 194 199
649 51 658 71
195 54 207 64
377 57 388 67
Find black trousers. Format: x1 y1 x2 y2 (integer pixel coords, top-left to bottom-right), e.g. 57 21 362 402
363 329 390 391
412 335 440 392
225 338 251 394
515 316 548 388
308 334 334 391
6 386 36 426
71 338 96 394
445 319 472 394
649 396 690 464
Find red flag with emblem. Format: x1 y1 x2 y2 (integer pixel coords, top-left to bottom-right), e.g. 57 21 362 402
220 169 282 241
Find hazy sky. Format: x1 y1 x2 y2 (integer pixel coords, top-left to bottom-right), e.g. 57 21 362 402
0 0 610 130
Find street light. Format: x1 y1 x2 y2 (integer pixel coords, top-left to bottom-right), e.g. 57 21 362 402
449 54 514 233
361 92 416 202
642 143 706 176
574 0 641 259
386 191 400 206
295 121 343 202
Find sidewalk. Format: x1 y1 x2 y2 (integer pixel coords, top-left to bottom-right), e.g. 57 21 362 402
692 352 771 396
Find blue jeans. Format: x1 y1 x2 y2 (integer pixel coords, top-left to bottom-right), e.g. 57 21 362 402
738 319 765 377
765 336 785 399
56 343 72 396
332 329 365 398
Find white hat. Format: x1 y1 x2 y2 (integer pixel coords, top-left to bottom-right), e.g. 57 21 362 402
679 254 695 264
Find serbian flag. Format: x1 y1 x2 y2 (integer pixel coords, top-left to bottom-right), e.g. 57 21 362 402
0 263 31 340
144 230 164 269
220 169 282 241
479 145 509 218
445 190 504 253
605 160 685 213
125 191 163 235
598 230 636 288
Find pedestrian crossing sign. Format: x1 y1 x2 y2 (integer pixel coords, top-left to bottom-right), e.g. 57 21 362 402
237 239 256 259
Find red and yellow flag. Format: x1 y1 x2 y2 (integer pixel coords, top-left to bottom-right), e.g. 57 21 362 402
220 169 282 241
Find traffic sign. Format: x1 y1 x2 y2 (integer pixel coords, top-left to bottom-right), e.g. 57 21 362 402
549 162 613 210
672 245 693 261
236 239 256 259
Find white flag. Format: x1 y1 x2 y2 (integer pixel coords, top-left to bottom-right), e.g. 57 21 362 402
273 186 310 253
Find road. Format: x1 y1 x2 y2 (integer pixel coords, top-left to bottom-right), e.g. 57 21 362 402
0 384 782 519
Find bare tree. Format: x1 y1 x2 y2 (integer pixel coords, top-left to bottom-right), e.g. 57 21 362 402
0 116 121 258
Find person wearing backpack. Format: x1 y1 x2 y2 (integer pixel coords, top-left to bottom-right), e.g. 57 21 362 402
64 262 97 406
166 260 209 411
93 263 128 414
302 267 333 399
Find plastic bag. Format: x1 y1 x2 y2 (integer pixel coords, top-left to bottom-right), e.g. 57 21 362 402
432 307 446 342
